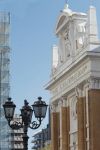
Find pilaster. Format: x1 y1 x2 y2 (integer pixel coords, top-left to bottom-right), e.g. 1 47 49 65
77 97 86 150
60 106 70 150
51 110 60 150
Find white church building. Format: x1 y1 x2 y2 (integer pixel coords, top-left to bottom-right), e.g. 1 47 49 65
46 3 100 150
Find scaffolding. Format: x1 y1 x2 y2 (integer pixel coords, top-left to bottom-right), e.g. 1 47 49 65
0 12 11 150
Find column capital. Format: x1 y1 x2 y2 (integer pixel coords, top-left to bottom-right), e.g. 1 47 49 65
50 104 57 112
58 97 67 107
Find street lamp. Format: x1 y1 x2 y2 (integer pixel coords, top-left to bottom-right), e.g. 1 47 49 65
3 97 48 150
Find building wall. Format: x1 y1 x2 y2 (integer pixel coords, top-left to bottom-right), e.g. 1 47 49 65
0 12 11 150
46 4 100 150
32 124 51 150
10 114 24 150
88 89 100 150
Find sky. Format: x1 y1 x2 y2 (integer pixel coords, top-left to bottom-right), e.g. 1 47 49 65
0 0 100 149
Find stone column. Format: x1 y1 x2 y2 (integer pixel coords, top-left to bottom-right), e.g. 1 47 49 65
51 112 60 150
60 106 70 150
77 97 86 150
88 89 100 150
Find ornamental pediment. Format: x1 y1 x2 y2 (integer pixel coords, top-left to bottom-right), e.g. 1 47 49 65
55 13 70 35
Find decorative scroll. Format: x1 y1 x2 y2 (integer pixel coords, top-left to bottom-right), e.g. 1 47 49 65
29 120 41 130
9 121 23 130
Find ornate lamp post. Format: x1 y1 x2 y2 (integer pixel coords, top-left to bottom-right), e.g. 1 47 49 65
3 97 48 150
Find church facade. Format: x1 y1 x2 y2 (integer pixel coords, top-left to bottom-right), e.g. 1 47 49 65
46 4 100 150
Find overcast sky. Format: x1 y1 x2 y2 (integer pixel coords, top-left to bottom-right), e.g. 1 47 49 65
0 0 100 149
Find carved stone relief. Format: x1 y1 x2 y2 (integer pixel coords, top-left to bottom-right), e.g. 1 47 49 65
89 78 100 89
75 21 87 52
63 26 71 58
58 22 72 63
70 132 77 150
71 96 77 120
50 104 57 112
